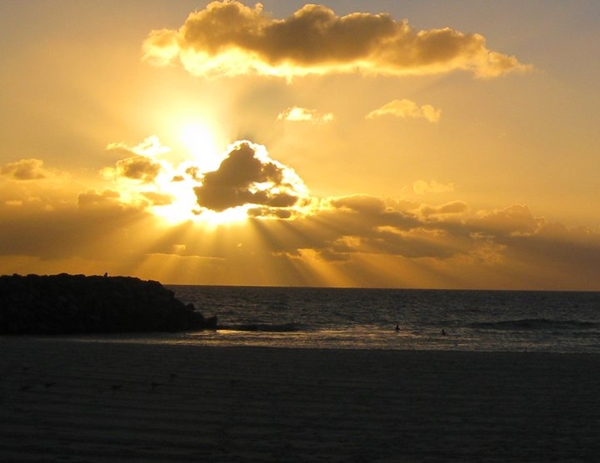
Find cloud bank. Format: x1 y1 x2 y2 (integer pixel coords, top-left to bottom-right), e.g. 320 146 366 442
1 143 600 289
143 1 531 79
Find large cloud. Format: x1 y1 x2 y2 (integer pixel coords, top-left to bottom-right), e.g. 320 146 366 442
143 1 531 79
193 141 309 217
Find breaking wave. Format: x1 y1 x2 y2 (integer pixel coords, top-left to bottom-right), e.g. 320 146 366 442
217 323 302 332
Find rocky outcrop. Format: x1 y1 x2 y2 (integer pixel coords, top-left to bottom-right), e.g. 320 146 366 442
0 274 215 335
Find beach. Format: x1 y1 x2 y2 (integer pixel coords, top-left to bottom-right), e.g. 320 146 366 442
1 337 599 462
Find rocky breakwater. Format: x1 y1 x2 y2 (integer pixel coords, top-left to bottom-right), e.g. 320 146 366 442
0 274 216 335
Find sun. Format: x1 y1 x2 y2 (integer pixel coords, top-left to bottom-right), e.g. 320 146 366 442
148 172 250 226
179 122 222 171
145 123 249 226
148 177 199 224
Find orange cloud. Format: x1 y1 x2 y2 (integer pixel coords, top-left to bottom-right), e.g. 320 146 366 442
143 1 531 79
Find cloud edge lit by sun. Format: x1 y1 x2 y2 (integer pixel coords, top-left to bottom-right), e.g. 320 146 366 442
142 1 532 79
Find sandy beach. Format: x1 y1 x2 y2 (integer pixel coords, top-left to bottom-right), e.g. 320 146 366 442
1 337 599 462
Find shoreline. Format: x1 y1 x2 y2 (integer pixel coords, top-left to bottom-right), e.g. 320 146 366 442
2 337 600 461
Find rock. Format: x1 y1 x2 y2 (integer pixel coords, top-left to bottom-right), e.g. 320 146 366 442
0 274 215 335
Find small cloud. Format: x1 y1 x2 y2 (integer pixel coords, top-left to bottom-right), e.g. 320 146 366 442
102 156 166 184
367 99 441 122
143 2 531 79
113 156 164 183
277 106 334 124
106 135 170 157
413 180 454 195
104 136 171 183
1 158 51 180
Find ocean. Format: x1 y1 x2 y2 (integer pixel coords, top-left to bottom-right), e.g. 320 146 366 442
166 286 600 353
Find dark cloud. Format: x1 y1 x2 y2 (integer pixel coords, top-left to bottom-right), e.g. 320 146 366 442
143 1 531 78
193 141 306 216
1 158 49 180
113 156 163 183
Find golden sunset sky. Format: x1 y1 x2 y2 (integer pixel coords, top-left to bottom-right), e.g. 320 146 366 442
1 1 599 290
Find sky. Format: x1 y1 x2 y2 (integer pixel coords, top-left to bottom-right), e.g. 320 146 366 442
1 0 599 290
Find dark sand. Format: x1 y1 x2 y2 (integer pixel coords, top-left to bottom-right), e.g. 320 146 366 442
1 337 600 462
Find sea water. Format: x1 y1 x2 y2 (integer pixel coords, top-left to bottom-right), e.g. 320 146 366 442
168 286 600 353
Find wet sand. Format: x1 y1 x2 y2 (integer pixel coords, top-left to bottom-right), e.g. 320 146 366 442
1 337 599 462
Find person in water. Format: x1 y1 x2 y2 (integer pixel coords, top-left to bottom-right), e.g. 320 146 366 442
395 324 400 332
